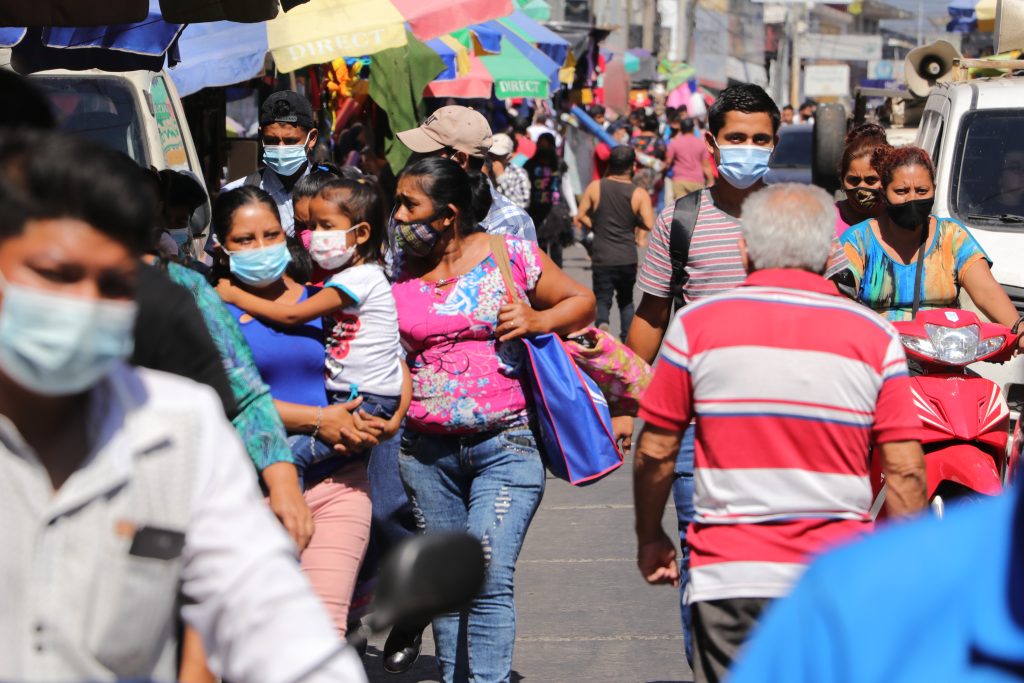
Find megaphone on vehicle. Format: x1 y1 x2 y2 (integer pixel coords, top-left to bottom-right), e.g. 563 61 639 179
905 40 962 97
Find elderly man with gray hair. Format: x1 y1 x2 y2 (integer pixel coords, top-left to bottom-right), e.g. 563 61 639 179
633 184 926 683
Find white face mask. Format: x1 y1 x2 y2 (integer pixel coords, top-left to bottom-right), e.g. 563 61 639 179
308 227 358 270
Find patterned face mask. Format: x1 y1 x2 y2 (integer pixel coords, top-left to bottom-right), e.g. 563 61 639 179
394 210 447 258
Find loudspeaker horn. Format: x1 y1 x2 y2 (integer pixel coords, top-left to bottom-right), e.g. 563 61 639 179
904 40 962 97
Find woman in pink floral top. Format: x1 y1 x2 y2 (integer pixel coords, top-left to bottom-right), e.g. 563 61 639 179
392 158 594 683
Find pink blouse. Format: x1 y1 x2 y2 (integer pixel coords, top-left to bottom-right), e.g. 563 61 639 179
393 236 543 434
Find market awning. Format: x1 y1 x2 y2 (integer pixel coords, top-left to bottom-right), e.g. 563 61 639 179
425 36 552 99
0 0 282 26
497 10 569 68
391 0 513 42
481 38 551 98
478 20 561 90
424 53 495 99
947 0 997 32
170 21 269 96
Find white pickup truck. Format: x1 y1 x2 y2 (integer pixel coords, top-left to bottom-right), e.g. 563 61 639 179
915 74 1024 412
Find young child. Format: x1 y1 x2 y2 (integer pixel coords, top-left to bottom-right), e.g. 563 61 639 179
218 177 409 472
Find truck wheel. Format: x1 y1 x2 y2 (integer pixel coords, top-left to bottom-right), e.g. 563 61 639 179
812 103 847 195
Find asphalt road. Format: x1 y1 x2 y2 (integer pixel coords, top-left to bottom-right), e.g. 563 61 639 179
365 244 692 683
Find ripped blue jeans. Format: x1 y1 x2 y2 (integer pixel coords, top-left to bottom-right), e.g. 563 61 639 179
398 424 546 683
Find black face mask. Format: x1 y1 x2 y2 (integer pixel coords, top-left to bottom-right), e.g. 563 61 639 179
885 197 934 230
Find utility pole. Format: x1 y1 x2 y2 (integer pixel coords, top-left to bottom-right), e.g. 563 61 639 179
788 6 802 108
642 0 656 52
625 0 634 48
677 0 695 62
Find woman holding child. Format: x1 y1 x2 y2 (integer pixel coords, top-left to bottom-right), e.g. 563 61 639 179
212 177 409 637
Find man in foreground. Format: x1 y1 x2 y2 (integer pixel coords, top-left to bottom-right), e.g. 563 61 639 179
0 129 364 682
730 484 1024 682
633 183 927 682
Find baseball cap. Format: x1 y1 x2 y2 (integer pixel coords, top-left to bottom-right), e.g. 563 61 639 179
260 91 315 130
397 105 493 157
488 133 515 157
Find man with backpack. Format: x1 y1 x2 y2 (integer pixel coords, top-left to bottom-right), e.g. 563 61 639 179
626 83 781 662
223 90 318 237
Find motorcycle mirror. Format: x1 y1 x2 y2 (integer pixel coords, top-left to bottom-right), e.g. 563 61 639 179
367 532 486 633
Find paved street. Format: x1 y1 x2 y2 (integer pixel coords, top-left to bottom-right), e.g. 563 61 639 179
365 244 692 682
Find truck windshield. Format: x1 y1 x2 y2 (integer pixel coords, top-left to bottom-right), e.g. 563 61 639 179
770 127 811 168
31 76 148 165
952 109 1024 226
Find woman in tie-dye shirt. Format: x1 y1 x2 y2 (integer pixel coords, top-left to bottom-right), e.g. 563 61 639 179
837 145 1019 326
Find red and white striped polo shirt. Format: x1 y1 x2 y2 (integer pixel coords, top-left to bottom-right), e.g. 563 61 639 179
639 269 920 602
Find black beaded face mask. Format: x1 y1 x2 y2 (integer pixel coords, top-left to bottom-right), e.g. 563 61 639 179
886 197 934 230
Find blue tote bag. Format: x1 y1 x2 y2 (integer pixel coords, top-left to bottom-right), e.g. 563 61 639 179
490 236 623 486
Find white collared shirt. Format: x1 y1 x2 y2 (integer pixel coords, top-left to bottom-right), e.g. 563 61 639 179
0 366 366 683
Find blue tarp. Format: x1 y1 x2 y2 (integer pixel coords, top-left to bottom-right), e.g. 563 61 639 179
425 37 459 81
170 21 268 96
42 0 181 56
501 10 568 67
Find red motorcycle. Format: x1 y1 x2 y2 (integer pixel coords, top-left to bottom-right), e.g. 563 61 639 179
872 308 1021 519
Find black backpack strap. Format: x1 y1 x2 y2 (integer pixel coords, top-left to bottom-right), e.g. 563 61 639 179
669 189 702 307
242 170 263 188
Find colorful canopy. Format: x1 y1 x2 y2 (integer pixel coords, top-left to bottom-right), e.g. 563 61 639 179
947 0 997 32
497 10 569 68
425 36 551 100
391 0 513 42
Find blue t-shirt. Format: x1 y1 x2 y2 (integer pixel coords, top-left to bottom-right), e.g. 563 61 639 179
730 486 1024 682
226 285 327 408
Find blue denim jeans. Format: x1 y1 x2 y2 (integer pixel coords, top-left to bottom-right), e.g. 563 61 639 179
399 425 546 683
673 425 696 665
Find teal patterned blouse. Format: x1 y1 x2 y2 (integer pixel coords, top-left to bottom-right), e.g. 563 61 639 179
161 260 294 471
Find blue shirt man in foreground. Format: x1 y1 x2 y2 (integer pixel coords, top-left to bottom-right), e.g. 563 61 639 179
730 486 1024 682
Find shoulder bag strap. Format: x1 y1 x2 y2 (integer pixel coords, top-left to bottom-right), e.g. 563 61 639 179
489 234 521 305
669 189 702 307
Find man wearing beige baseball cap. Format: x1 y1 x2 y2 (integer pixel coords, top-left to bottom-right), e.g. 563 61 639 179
397 106 536 241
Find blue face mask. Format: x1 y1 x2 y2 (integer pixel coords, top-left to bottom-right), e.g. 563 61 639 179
228 241 292 288
0 271 137 396
715 142 773 190
263 132 311 177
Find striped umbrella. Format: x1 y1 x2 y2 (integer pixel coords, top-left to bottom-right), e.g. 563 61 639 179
425 37 552 99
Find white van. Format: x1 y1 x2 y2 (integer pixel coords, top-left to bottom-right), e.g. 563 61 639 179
915 76 1024 412
27 68 212 252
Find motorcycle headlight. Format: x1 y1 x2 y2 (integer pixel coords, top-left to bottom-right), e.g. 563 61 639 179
924 323 980 365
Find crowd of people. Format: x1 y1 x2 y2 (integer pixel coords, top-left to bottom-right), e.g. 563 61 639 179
1 65 1022 683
